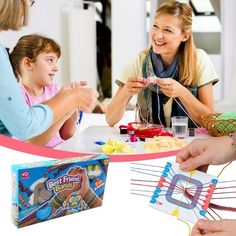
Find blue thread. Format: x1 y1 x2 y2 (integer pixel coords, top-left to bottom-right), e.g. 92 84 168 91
94 141 106 145
77 111 83 124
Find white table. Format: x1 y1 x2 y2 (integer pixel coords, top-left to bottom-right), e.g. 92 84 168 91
57 125 141 153
1 113 235 236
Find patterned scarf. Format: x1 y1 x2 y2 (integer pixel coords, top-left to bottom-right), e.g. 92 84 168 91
136 48 198 127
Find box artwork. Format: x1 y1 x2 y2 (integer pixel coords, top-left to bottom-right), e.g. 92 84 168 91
12 154 109 228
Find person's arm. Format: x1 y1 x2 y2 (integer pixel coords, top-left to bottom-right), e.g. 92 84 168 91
191 219 236 236
106 77 146 126
26 111 73 146
0 47 98 139
176 136 236 172
43 86 97 125
59 167 102 207
82 187 102 208
106 52 146 126
59 110 78 140
106 85 131 127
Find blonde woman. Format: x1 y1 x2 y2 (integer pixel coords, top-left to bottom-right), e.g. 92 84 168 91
106 1 218 128
0 0 98 140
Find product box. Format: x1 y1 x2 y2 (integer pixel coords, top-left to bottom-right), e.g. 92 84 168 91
11 154 109 228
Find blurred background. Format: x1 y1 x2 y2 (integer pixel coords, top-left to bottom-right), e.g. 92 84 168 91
0 0 235 112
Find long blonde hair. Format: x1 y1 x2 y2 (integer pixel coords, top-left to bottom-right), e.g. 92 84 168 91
10 34 61 80
0 0 29 31
154 1 200 86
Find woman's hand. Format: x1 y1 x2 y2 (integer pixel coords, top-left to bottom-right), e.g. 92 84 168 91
176 136 236 172
156 77 188 98
123 77 146 97
191 219 236 236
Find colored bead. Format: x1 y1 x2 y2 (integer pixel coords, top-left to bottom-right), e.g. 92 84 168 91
164 167 170 172
153 193 159 198
155 188 161 193
199 210 206 216
207 189 213 194
166 162 172 168
209 184 215 189
150 198 156 204
161 172 168 178
159 177 165 183
211 179 218 184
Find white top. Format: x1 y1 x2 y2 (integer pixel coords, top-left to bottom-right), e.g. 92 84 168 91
116 48 218 126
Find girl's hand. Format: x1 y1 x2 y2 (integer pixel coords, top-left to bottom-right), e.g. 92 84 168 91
156 78 187 98
61 81 88 91
123 77 146 97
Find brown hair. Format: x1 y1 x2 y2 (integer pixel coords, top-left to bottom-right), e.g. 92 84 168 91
10 34 61 80
154 1 200 86
0 0 29 31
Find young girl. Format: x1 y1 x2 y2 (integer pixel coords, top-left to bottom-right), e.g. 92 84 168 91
106 1 218 128
10 34 80 148
0 0 98 140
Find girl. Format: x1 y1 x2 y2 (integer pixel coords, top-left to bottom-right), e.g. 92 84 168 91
0 0 98 140
10 34 80 147
106 1 218 128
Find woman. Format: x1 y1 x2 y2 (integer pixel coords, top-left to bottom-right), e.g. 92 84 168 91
106 1 218 128
0 0 98 140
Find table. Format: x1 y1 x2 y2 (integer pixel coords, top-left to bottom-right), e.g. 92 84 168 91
57 123 209 162
1 114 235 236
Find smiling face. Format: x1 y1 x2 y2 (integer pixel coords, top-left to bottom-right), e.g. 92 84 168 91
30 52 59 87
150 14 190 65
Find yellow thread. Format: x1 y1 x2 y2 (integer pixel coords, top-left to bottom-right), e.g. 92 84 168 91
177 217 191 236
217 161 232 178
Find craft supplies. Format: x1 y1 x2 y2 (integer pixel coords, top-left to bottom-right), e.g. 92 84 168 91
101 140 135 154
144 136 187 153
131 160 236 232
149 162 218 223
201 113 236 136
129 130 138 142
120 122 172 139
12 154 109 228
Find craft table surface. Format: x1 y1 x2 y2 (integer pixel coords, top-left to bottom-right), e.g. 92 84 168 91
57 125 206 154
1 113 235 236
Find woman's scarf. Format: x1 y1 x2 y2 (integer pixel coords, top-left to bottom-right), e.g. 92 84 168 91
136 48 197 127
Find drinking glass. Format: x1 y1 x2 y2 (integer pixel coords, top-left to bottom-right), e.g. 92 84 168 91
171 116 188 139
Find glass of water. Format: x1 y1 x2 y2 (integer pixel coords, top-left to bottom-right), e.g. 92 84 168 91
171 116 188 139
